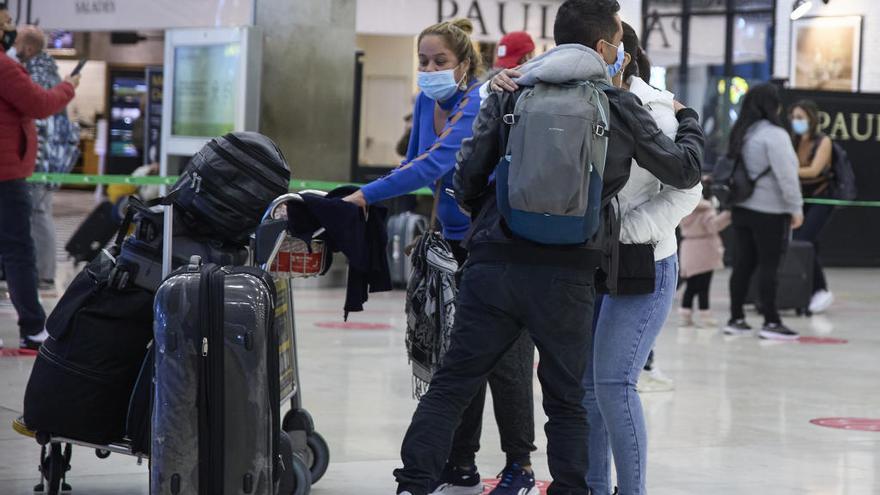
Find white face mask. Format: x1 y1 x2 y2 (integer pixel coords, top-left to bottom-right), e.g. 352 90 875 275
5 46 17 61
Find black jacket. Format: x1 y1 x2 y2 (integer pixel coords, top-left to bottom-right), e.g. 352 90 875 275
454 86 705 273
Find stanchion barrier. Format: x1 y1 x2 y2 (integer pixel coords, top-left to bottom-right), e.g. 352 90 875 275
26 173 435 196
24 174 880 207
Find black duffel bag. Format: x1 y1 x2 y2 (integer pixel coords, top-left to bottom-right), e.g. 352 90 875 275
23 240 154 445
170 131 291 245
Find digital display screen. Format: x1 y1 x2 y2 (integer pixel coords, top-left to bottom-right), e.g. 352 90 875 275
109 76 147 158
172 43 241 137
47 31 74 50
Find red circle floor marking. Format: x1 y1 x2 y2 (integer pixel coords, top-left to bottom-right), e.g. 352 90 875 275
314 321 393 330
797 336 848 345
482 479 549 494
810 418 880 432
0 348 38 357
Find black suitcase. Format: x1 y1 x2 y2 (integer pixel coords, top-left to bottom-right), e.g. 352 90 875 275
65 201 119 263
151 258 283 495
386 212 427 287
747 239 815 315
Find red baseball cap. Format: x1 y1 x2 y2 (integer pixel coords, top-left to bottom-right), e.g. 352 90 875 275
495 32 536 69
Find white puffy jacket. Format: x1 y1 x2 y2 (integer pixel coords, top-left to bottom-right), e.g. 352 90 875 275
617 77 702 261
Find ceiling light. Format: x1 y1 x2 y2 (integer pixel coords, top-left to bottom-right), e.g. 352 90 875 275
791 0 813 21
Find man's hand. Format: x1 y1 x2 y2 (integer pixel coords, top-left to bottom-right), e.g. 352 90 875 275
64 74 81 89
791 212 804 230
673 100 686 113
490 69 523 93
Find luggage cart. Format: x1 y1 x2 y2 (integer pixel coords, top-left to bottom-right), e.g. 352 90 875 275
13 193 332 495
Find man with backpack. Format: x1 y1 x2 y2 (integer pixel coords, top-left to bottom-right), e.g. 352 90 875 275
392 1 704 494
15 25 80 291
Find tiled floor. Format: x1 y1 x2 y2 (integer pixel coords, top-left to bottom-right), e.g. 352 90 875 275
0 191 878 494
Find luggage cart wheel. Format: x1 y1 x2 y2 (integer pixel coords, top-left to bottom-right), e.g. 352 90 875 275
305 432 330 485
95 448 111 459
290 454 311 495
282 409 315 434
38 443 70 495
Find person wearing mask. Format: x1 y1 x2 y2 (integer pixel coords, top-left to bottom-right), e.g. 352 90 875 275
342 19 538 495
724 84 803 340
789 100 834 314
15 25 73 292
580 22 702 495
494 31 535 70
0 7 79 350
393 1 704 493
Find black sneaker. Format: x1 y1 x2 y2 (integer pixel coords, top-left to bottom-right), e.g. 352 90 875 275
430 464 482 495
723 319 752 336
759 322 799 341
19 329 49 351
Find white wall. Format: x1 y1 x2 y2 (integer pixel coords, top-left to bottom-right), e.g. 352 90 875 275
775 0 880 91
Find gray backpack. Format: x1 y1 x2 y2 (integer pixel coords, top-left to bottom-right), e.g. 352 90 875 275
497 81 610 244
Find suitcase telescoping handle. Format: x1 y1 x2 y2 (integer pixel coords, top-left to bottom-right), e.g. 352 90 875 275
161 204 174 278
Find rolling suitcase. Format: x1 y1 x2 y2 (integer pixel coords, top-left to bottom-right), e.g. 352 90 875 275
150 258 281 495
386 212 427 287
747 239 815 315
65 201 118 263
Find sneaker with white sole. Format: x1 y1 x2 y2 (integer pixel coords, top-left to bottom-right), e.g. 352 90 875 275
488 464 538 495
431 464 483 495
637 368 675 393
759 323 799 341
679 308 694 327
697 310 719 328
20 329 49 351
723 319 752 336
809 290 834 314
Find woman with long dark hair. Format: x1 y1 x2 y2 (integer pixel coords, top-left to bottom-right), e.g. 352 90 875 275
789 100 835 314
724 83 804 340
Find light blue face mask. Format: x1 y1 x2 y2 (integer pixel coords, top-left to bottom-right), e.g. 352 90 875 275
418 66 464 102
791 119 810 136
605 41 625 78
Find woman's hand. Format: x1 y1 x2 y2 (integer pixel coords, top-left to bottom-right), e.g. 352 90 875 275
342 190 369 218
490 69 523 93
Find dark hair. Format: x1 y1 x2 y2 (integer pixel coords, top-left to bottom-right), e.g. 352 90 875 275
621 22 651 84
554 0 620 49
727 83 782 158
789 99 822 144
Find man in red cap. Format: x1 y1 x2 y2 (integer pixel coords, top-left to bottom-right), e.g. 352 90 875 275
494 31 536 69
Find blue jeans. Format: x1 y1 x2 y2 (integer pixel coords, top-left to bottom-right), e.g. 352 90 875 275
583 255 678 495
0 179 46 337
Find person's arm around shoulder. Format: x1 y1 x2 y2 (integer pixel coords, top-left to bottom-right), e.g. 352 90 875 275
618 91 704 189
765 127 804 226
798 135 832 179
0 59 78 119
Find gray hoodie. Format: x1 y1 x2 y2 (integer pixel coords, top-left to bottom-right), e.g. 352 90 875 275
514 44 611 87
738 120 803 215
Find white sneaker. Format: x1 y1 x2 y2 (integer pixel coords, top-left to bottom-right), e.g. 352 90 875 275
809 290 834 314
697 310 719 328
637 368 675 393
679 308 694 327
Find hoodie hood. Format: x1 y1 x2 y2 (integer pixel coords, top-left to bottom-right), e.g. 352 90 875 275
514 44 611 87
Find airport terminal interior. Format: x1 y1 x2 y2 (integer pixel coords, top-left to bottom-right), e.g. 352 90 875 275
1 0 879 494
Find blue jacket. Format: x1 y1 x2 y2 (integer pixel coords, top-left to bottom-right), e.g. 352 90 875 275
361 81 482 240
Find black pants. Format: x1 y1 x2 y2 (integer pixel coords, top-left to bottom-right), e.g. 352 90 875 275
445 241 536 468
0 179 46 337
395 261 595 495
682 271 713 310
792 203 833 293
729 208 790 325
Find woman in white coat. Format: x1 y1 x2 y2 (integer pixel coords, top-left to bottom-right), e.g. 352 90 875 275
581 23 702 495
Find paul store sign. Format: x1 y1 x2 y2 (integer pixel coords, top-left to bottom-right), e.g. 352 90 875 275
357 0 561 42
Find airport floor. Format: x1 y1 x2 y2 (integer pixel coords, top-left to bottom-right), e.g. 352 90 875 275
0 191 878 494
